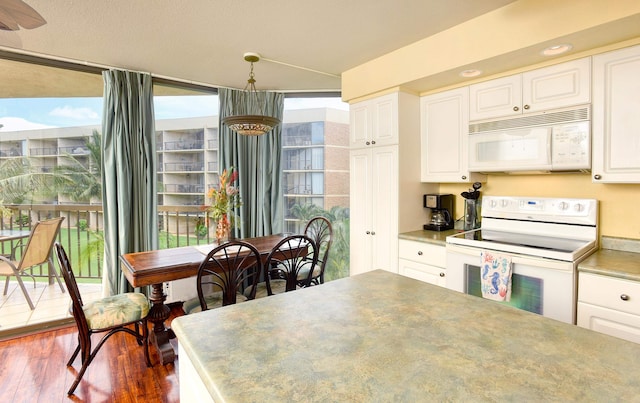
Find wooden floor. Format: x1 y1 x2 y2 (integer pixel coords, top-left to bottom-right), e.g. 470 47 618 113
0 305 185 402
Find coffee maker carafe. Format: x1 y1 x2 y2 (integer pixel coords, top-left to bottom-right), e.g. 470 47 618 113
423 194 454 231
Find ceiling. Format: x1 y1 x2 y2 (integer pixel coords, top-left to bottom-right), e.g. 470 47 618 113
0 0 518 97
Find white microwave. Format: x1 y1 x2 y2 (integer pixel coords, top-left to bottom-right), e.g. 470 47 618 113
468 107 591 173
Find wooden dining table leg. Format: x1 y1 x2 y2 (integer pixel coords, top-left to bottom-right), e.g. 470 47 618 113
147 282 176 365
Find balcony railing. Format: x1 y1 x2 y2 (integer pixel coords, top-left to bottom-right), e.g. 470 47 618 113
29 147 58 156
164 162 204 172
59 146 90 155
0 204 218 282
164 140 204 151
164 183 205 193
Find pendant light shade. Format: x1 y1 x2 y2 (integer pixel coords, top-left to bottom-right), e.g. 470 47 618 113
222 53 281 136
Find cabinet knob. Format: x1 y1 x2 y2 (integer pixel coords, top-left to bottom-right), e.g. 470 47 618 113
594 174 601 180
371 231 376 235
621 294 630 301
439 272 445 277
461 175 467 180
366 231 370 235
371 140 376 145
523 104 530 110
366 141 371 146
417 251 423 256
513 106 519 112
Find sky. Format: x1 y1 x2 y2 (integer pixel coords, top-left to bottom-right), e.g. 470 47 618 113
0 96 348 132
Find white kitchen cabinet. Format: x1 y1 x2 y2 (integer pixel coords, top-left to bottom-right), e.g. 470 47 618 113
350 145 398 276
592 44 640 183
469 58 591 121
420 87 485 183
349 93 398 148
398 239 446 287
577 272 640 344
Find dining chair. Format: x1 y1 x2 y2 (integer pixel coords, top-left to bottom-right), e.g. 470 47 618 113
246 234 318 299
297 216 333 287
183 240 262 314
54 242 152 395
0 217 66 310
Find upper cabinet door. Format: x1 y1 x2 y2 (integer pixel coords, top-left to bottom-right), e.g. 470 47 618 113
371 94 397 146
469 75 522 121
523 57 591 113
420 87 486 183
349 93 398 148
592 45 640 183
349 102 370 147
470 58 591 121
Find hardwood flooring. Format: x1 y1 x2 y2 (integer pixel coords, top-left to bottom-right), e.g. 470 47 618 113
0 305 184 402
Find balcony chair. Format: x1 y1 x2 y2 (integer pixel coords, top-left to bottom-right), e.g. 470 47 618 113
0 217 66 310
183 240 262 314
54 242 152 395
245 234 318 299
297 216 333 287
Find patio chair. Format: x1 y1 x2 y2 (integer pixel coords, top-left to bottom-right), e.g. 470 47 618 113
245 234 318 299
54 242 152 395
297 216 333 287
0 217 66 310
183 240 262 314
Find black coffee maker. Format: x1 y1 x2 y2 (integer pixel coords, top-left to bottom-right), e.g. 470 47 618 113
423 194 454 231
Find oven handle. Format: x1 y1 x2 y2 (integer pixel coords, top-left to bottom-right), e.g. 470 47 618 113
445 243 574 271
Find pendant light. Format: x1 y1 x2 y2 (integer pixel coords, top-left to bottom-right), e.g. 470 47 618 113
222 52 281 136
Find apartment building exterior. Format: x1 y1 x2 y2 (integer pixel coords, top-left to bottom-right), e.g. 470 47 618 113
0 108 350 232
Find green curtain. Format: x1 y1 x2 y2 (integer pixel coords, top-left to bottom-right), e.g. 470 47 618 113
218 88 284 238
101 70 158 296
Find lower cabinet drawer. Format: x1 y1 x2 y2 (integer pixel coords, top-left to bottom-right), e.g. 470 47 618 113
398 239 446 267
399 258 446 287
577 302 640 344
578 273 640 316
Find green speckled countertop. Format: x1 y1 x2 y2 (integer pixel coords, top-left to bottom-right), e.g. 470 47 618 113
172 270 640 402
398 229 461 245
578 237 640 281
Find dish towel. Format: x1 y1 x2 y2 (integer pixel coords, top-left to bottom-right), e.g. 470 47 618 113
480 251 512 301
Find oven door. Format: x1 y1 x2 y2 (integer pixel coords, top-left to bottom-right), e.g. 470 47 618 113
446 243 576 324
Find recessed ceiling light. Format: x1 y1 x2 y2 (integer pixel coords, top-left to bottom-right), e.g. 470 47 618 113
460 69 482 78
542 44 573 56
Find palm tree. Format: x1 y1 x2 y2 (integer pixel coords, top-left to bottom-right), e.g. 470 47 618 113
0 157 56 204
54 130 102 203
289 202 322 223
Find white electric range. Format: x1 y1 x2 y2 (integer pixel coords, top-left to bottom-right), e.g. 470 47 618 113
446 196 598 324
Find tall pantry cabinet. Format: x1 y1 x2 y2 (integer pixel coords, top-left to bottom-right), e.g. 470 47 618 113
349 92 432 276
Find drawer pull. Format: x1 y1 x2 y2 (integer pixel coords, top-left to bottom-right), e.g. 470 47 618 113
620 294 630 301
439 272 445 277
417 251 423 256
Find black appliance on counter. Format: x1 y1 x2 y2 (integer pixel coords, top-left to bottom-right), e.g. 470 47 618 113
423 194 454 231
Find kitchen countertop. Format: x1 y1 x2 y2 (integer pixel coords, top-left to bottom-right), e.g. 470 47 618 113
398 228 462 245
578 237 640 281
172 270 640 402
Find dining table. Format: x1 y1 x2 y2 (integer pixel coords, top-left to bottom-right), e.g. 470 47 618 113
120 233 294 365
0 229 31 256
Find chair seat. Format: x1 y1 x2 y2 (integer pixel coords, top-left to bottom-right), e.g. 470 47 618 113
245 279 289 299
296 265 321 282
0 260 19 275
183 291 248 314
83 292 150 330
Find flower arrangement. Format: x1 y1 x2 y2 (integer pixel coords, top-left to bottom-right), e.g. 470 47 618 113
206 167 241 243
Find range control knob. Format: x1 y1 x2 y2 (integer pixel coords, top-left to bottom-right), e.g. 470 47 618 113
573 203 584 212
558 201 569 210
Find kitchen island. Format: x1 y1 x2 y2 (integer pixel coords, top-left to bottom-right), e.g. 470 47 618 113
173 270 640 402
